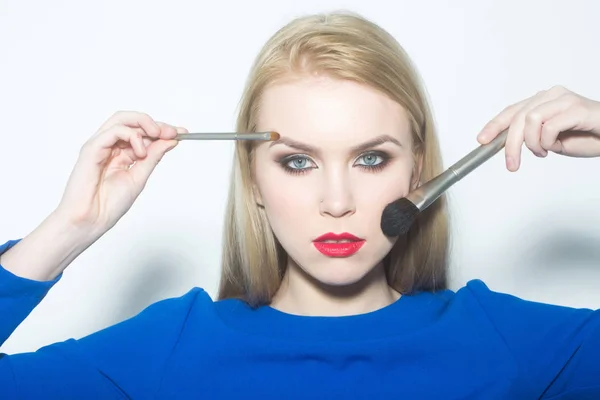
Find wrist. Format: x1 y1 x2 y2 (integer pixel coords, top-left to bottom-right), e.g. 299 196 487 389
1 211 100 282
47 208 104 245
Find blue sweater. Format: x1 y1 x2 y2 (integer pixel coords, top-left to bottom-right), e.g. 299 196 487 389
1 239 599 399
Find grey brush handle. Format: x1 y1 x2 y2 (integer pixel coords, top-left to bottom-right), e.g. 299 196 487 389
175 133 238 140
407 129 508 210
173 132 275 141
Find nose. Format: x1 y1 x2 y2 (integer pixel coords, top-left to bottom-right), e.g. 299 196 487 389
319 168 356 218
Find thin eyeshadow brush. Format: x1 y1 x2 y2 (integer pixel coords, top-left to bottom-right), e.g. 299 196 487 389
174 132 280 141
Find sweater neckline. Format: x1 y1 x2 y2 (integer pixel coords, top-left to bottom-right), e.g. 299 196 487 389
214 289 446 342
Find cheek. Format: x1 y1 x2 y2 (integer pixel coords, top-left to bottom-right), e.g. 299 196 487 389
257 169 316 223
356 175 409 203
353 161 413 210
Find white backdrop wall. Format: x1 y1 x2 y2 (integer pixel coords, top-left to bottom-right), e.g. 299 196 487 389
1 0 599 354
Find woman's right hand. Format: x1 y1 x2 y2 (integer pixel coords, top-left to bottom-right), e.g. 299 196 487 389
0 111 187 282
54 111 187 238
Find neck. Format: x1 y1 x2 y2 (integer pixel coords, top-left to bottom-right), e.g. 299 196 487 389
270 259 401 317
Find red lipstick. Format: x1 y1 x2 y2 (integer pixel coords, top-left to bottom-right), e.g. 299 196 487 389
312 232 365 257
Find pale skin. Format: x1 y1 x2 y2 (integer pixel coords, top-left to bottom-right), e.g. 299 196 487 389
1 81 599 318
253 76 413 316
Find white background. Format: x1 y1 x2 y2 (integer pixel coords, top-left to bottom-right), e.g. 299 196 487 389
1 0 599 354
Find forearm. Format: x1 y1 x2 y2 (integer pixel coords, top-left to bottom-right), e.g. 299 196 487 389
0 212 98 282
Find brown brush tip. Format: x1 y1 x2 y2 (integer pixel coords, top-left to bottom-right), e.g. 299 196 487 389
380 197 420 236
268 131 280 141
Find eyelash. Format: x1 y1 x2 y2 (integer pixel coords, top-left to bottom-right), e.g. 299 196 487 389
278 151 390 175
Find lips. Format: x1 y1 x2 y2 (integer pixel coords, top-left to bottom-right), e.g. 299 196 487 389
312 232 365 257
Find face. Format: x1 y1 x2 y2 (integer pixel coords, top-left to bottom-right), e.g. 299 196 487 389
253 75 418 287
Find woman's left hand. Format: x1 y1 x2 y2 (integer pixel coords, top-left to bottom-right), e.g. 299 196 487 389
476 85 600 171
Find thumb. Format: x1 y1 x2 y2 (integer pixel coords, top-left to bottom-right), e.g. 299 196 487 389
130 139 178 185
548 139 564 154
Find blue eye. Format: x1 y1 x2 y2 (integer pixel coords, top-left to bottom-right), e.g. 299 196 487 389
353 152 389 172
355 153 383 166
281 155 316 175
290 158 309 169
279 151 390 176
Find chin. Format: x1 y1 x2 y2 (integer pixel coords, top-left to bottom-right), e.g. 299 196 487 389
302 257 377 288
284 241 394 288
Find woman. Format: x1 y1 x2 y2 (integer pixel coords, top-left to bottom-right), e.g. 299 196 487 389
1 11 600 399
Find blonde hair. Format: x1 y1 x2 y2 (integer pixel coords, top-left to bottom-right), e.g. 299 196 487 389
218 11 450 306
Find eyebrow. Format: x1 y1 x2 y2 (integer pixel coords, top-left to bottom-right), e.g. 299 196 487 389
269 134 403 156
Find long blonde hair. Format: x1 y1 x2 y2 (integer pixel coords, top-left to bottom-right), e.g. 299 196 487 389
218 11 450 306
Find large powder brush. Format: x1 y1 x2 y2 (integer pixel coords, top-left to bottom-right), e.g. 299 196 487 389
380 129 509 237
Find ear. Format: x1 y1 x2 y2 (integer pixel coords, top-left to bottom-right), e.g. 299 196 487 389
411 152 424 190
252 182 264 207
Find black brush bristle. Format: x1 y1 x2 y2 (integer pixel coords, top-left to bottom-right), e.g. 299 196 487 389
380 197 420 236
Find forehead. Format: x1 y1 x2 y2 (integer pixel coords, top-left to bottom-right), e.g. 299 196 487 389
257 76 412 145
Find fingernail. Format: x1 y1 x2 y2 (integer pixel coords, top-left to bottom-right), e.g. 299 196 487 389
506 156 515 170
477 132 488 143
166 143 178 152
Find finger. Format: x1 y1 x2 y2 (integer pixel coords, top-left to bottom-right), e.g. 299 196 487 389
524 95 575 154
99 125 184 158
115 147 136 164
129 139 178 185
540 106 586 151
501 88 569 170
477 98 531 144
522 108 547 158
155 121 177 139
97 111 161 139
155 122 189 140
504 110 526 171
506 98 549 170
478 87 573 145
90 126 147 159
137 126 188 149
115 129 176 155
115 127 145 149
